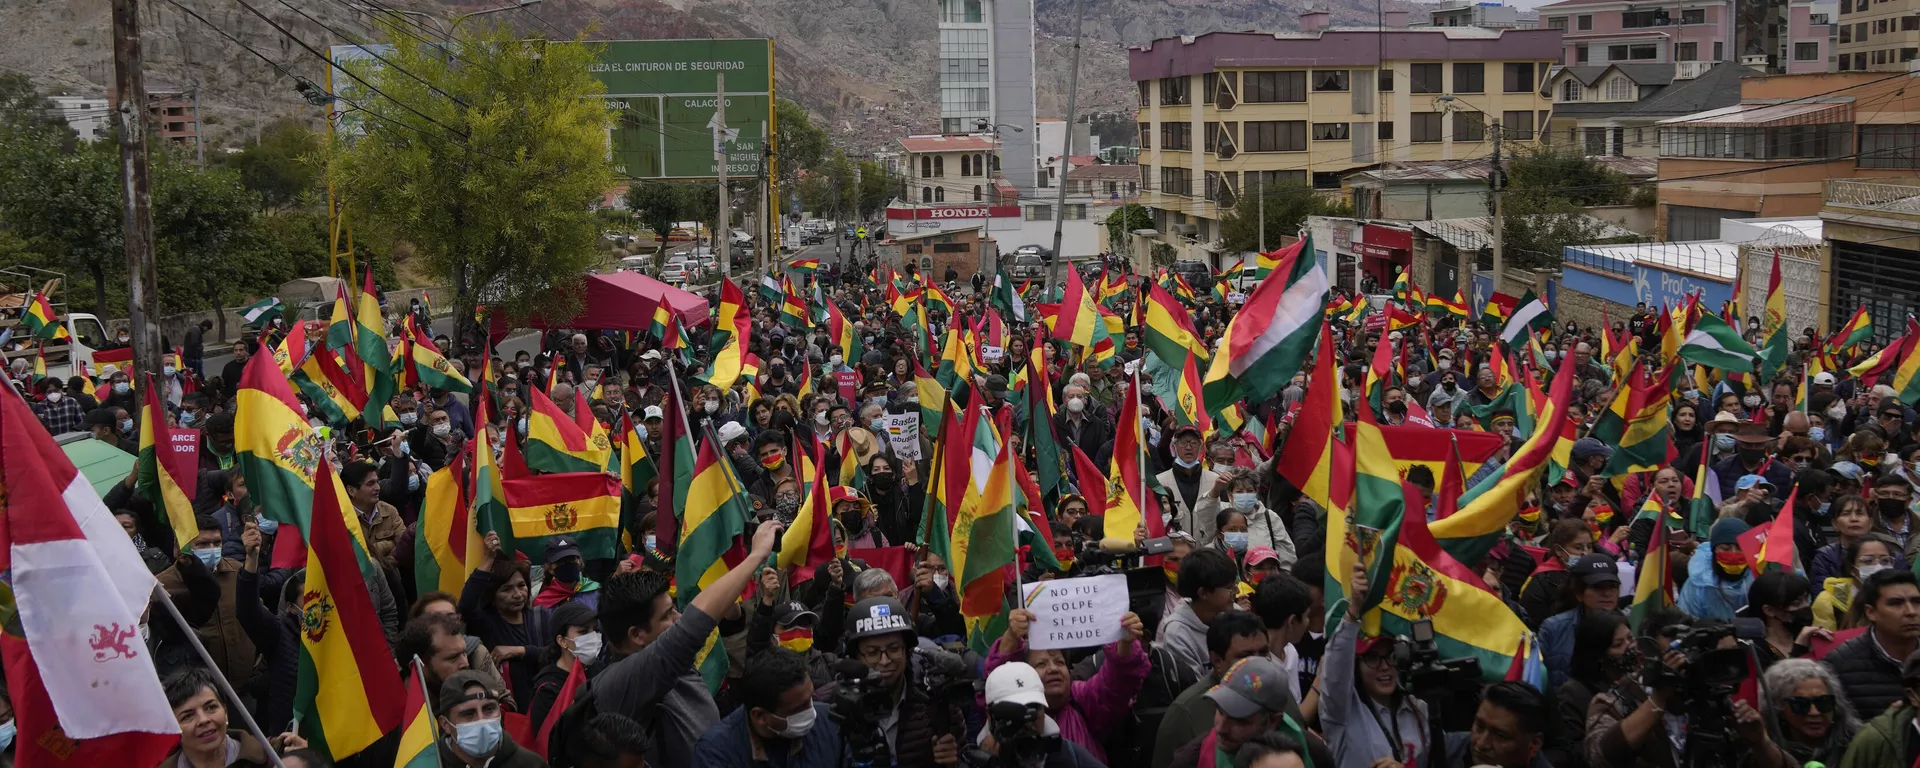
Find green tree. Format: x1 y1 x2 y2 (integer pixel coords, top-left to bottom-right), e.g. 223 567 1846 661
1220 185 1351 253
1104 203 1152 254
775 98 829 182
329 22 615 346
855 160 901 219
1504 145 1633 207
0 73 78 148
151 150 273 333
1497 145 1639 268
0 133 124 313
219 118 322 210
624 180 684 261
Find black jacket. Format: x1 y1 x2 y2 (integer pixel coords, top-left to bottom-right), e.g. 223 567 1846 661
235 567 301 734
1826 628 1907 719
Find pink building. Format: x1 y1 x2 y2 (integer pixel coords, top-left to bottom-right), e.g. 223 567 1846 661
1538 0 1831 73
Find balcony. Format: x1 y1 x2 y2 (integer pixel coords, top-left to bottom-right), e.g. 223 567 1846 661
1826 178 1920 214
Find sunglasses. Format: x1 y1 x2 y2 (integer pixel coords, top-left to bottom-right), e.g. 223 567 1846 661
1783 695 1835 715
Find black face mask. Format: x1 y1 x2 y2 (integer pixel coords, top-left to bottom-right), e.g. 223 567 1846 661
868 472 895 490
1881 498 1910 520
769 365 788 379
1738 446 1766 463
1788 606 1813 633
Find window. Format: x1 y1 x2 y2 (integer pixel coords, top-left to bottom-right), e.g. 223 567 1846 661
1412 112 1443 142
1547 16 1567 30
1561 79 1584 101
1584 127 1607 154
973 185 983 201
1660 124 1851 159
1378 69 1394 92
1242 120 1307 151
1243 71 1307 102
1503 63 1537 92
934 156 944 176
1681 7 1706 23
1907 47 1920 62
1577 14 1592 29
1411 63 1443 93
1141 164 1151 189
1161 122 1192 151
1796 42 1820 60
1454 63 1485 93
1313 122 1351 141
1248 169 1309 188
1907 16 1920 30
1025 205 1053 220
1607 45 1627 60
1606 77 1634 100
1159 166 1194 196
1216 71 1239 108
1063 204 1088 220
1677 41 1698 60
1139 122 1151 149
1840 25 1851 42
920 156 933 178
1160 76 1190 105
1630 44 1658 60
1879 18 1891 33
960 155 972 177
1453 111 1486 142
1378 121 1394 140
1858 21 1869 40
1204 121 1218 152
1313 70 1350 91
1715 42 1724 60
1611 127 1625 155
1203 72 1217 105
1138 81 1151 107
1501 110 1535 140
1861 125 1920 168
1623 9 1661 26
922 187 934 202
1217 122 1239 158
934 187 946 202
1576 45 1589 64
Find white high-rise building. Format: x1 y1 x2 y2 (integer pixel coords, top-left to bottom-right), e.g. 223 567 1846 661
936 0 1037 191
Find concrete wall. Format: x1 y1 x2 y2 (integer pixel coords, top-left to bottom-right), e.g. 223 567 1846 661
1586 204 1657 235
1555 282 1637 330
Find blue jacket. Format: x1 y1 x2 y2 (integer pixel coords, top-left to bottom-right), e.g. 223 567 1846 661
1678 546 1754 620
1538 608 1590 694
694 702 842 768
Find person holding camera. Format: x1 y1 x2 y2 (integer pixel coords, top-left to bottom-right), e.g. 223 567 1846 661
694 647 842 768
839 596 966 767
970 662 1107 768
984 605 1149 764
1322 564 1431 768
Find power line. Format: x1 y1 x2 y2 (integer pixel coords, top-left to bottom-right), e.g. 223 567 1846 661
265 0 468 108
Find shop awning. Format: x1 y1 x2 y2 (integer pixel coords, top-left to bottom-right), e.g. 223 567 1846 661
487 271 710 339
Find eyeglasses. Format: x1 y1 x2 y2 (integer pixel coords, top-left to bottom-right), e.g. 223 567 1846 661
1857 556 1898 568
1783 695 1835 715
1359 654 1395 669
858 643 907 664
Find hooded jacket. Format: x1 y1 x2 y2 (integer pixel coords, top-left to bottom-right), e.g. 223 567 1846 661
1836 702 1917 768
1155 602 1212 682
1677 544 1753 620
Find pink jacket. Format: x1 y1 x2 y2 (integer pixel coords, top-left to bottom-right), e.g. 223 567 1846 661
982 635 1151 763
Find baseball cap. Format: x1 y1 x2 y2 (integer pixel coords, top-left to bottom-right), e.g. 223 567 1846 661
437 671 497 716
640 349 663 361
1567 554 1621 586
1571 437 1614 463
845 597 916 643
985 662 1049 708
719 421 748 445
774 601 818 628
643 405 664 420
1736 474 1775 492
1245 546 1281 568
1437 348 1455 359
1813 371 1836 386
545 536 581 564
1171 424 1203 441
1205 657 1295 718
986 374 1010 394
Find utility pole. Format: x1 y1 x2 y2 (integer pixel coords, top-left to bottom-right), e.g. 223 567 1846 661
1044 0 1088 296
1257 175 1266 254
711 73 736 277
1489 120 1505 295
112 0 161 378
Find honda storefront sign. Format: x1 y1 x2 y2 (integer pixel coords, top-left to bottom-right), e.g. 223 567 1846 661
885 204 1021 233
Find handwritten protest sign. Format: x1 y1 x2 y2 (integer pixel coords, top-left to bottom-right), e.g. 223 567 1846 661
884 413 921 460
1023 574 1128 650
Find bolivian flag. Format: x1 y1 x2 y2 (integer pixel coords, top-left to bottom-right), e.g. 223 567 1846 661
1050 265 1102 353
23 292 67 341
1427 289 1468 319
295 460 404 759
776 440 836 582
400 315 471 394
292 347 366 427
395 661 437 768
679 437 752 692
779 276 811 329
1627 517 1674 633
698 277 752 392
353 268 397 427
503 470 621 542
524 385 609 474
1431 353 1577 568
956 410 1019 652
1593 364 1676 481
235 344 323 547
1277 323 1341 510
824 299 863 365
416 455 482 597
1143 282 1210 368
136 376 198 551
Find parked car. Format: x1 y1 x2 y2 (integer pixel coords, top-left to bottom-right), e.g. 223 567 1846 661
1013 244 1055 264
660 257 695 283
1006 253 1047 281
1170 259 1215 294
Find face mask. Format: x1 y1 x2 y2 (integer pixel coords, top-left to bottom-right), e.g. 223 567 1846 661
568 630 603 665
1223 532 1250 552
406 472 422 491
1828 402 1847 420
905 395 919 404
1882 498 1911 520
1744 395 1763 409
1232 492 1258 512
1175 456 1201 469
1737 446 1765 463
451 717 504 756
179 412 198 428
1714 434 1735 452
193 547 222 568
868 472 895 491
771 704 818 739
111 381 131 396
1813 501 1831 517
518 417 530 434
932 573 951 590
1859 563 1891 581
46 391 63 403
1683 390 1701 403
1714 551 1749 578
1442 380 1458 392
635 424 649 441
868 418 887 434
398 411 418 426
829 355 843 367
1067 397 1087 414
1544 351 1559 361
162 365 176 377
553 561 582 584
769 364 788 378
1437 359 1452 371
815 411 830 426
762 453 786 470
255 518 280 536
1809 426 1826 442
119 418 135 435
704 400 720 414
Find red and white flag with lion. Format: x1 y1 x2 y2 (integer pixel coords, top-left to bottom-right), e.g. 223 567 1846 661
0 386 178 766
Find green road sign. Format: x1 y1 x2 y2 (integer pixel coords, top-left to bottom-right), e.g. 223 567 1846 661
589 39 773 180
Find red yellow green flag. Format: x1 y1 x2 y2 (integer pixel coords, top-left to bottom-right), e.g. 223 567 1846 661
294 459 404 759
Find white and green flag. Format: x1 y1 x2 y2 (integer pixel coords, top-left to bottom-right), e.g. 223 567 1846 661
1678 313 1759 371
1498 289 1554 346
239 296 283 327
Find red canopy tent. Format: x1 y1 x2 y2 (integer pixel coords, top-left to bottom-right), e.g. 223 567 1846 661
486 271 710 342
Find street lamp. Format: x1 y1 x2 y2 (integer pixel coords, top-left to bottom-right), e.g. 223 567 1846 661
1433 93 1507 296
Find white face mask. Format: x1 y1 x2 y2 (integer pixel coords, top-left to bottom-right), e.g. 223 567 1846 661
1859 564 1891 581
1828 402 1848 420
1067 397 1086 413
45 391 61 403
570 631 603 666
932 573 952 590
815 411 830 426
704 400 720 414
771 704 818 739
432 423 452 437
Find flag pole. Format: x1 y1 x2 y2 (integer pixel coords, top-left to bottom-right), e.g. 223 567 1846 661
151 581 289 768
1134 364 1148 569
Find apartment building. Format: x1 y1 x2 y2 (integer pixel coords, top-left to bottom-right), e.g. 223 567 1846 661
934 0 1038 191
899 134 1005 205
1538 0 1833 74
1543 60 1750 155
1656 71 1920 237
68 86 201 147
1834 0 1920 70
1420 1 1541 29
1128 19 1560 263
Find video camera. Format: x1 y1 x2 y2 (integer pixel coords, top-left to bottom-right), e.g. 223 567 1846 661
829 659 891 767
1637 619 1763 768
960 700 1060 768
1393 618 1483 733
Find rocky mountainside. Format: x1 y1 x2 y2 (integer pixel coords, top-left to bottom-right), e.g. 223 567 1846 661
1 0 1403 153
